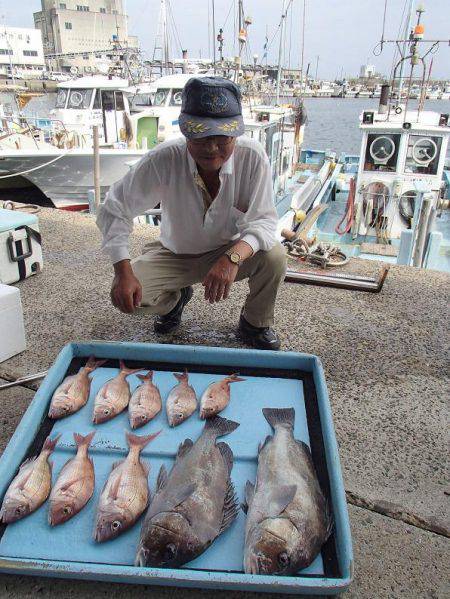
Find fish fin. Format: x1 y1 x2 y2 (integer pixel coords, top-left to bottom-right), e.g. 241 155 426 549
73 431 96 448
204 415 239 438
137 371 153 382
84 356 107 373
258 434 272 454
226 373 246 383
241 480 255 514
262 407 295 431
107 473 122 500
169 483 196 509
296 440 315 469
156 464 168 491
176 438 194 459
42 433 61 453
19 456 36 470
173 370 188 384
220 478 239 534
59 476 84 494
119 360 143 377
111 459 125 470
126 430 161 451
267 484 297 518
42 434 61 453
216 442 234 475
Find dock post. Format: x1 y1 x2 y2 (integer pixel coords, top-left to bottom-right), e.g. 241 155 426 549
93 125 101 212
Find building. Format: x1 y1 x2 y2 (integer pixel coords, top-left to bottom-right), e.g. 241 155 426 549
0 27 46 79
359 64 376 79
33 0 139 74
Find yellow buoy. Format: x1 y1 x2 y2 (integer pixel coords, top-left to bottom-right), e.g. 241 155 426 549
294 209 307 224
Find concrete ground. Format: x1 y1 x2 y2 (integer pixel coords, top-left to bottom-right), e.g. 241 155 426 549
0 208 448 598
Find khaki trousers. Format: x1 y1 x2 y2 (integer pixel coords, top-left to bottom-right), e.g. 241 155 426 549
131 241 287 328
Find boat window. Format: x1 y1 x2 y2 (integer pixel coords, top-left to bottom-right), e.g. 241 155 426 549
364 133 400 172
55 89 68 108
404 135 442 175
101 90 115 111
153 89 169 106
92 89 101 109
169 89 183 106
67 88 93 109
133 93 152 107
115 91 125 111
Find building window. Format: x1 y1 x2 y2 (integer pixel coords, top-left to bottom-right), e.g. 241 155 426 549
0 48 12 55
59 3 67 8
65 22 72 30
77 5 90 11
100 7 106 13
23 50 39 57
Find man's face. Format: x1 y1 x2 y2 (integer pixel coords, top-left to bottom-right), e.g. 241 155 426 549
187 136 236 173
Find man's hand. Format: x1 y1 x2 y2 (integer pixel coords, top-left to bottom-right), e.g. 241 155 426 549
202 255 239 303
111 260 142 313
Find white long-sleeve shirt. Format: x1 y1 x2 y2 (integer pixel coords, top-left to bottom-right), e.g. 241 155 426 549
96 135 278 264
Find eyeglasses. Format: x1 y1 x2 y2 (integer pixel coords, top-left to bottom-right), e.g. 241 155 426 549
189 136 235 148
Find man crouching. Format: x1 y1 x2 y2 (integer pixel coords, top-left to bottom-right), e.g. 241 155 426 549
97 77 286 350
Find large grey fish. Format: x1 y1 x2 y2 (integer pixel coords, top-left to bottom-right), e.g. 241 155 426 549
93 430 160 542
0 435 60 523
49 356 106 419
129 371 162 429
166 371 197 427
93 360 142 424
243 408 332 575
199 374 245 419
135 415 240 568
48 431 96 526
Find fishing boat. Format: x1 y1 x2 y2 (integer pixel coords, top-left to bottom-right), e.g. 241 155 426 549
278 6 450 273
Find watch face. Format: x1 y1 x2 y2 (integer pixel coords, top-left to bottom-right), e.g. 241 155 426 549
228 252 240 264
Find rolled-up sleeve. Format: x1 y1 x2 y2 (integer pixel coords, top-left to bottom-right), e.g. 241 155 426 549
237 149 278 254
96 155 161 264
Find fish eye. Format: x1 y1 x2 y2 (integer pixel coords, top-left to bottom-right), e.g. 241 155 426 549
104 409 110 415
177 413 183 419
278 552 290 567
111 520 122 531
15 506 23 514
63 506 72 515
141 415 147 420
164 543 177 560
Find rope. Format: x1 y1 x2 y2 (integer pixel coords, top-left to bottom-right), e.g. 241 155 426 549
335 177 356 235
0 148 74 179
2 200 41 214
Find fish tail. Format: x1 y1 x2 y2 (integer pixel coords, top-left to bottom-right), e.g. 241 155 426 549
42 433 61 453
262 407 295 430
126 430 161 452
137 371 153 382
205 415 239 438
226 373 245 383
173 370 188 384
73 431 95 448
84 356 107 373
119 360 143 376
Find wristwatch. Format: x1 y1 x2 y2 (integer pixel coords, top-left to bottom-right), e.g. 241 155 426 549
225 249 243 266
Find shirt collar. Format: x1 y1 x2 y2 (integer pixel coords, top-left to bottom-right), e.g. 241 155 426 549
186 143 234 177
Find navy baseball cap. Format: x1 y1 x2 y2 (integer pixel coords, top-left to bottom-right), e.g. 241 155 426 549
179 77 245 139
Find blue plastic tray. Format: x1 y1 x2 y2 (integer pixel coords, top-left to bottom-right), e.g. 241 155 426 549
0 342 353 595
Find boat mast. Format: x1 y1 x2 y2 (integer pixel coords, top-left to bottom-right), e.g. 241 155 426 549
276 0 287 104
397 0 415 101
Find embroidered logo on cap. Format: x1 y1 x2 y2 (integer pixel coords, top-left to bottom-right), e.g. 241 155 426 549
200 91 228 114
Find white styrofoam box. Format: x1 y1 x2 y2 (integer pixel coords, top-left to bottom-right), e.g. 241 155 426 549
0 208 43 285
0 284 26 363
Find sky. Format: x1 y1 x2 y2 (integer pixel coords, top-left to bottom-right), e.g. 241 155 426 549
2 0 449 79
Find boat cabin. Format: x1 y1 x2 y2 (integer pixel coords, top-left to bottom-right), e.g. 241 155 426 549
50 76 131 146
354 107 449 239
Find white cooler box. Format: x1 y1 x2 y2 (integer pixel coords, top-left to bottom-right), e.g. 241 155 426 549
0 208 43 284
0 284 26 362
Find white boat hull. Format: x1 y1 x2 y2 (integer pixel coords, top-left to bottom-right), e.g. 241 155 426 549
0 148 146 208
